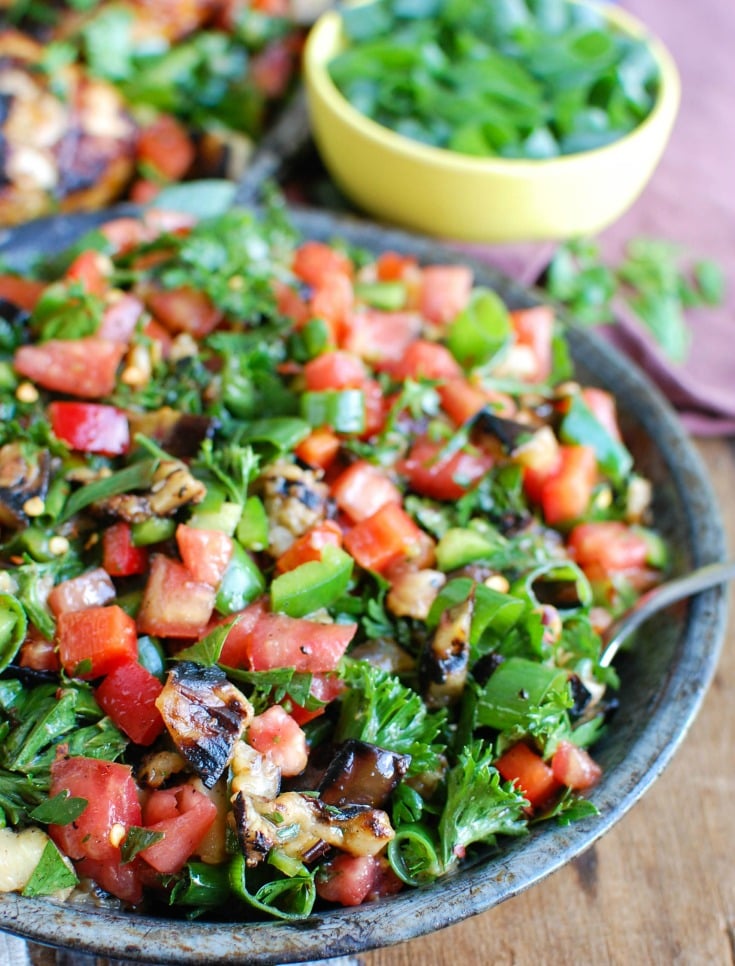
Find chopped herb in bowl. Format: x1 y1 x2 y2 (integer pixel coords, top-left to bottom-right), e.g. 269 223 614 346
328 0 661 160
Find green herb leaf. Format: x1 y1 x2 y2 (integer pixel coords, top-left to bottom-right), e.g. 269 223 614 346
176 618 240 666
30 791 88 826
121 826 165 863
438 741 528 869
22 839 78 897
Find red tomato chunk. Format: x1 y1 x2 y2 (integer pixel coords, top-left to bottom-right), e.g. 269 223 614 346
57 605 138 679
49 756 143 903
139 784 218 874
14 338 127 399
49 402 130 456
247 705 308 776
95 662 165 746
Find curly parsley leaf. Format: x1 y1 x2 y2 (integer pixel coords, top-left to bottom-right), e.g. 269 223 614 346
438 741 528 870
336 661 447 775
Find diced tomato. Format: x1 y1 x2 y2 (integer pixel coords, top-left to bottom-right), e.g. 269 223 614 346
510 305 555 382
361 379 388 438
49 756 143 903
102 522 149 577
523 451 563 505
142 318 173 357
76 855 142 904
57 605 138 679
375 251 419 282
142 208 197 238
14 337 126 398
539 445 598 526
137 555 216 639
384 339 462 381
136 114 195 182
304 350 367 390
98 217 149 254
275 520 343 574
398 436 493 501
551 740 602 791
344 502 425 573
310 272 354 342
64 250 112 297
274 279 311 327
0 274 45 311
295 428 341 470
331 460 402 523
144 285 223 338
581 387 623 442
98 293 145 342
341 310 422 365
95 662 164 746
247 705 308 776
419 265 473 327
175 524 233 588
218 598 356 672
495 742 561 809
131 180 162 206
19 627 60 672
316 854 382 907
48 567 116 617
250 39 294 97
140 784 218 874
49 401 130 456
438 377 516 425
292 241 353 287
287 673 345 725
568 521 649 573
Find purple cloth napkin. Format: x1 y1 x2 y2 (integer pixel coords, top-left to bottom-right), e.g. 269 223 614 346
469 0 735 437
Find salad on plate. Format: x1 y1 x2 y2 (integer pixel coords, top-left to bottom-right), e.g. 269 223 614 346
0 198 666 919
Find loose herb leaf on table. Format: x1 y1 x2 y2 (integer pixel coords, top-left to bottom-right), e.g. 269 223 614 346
545 237 726 362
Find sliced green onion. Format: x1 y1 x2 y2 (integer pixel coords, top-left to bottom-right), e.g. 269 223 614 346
0 594 27 674
476 656 570 732
387 823 442 886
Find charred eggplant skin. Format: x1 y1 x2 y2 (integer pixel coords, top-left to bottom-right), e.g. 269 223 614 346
319 740 410 809
156 662 253 788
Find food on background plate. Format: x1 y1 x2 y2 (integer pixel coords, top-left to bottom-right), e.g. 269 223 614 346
0 198 666 918
0 0 320 224
328 0 661 160
0 29 137 225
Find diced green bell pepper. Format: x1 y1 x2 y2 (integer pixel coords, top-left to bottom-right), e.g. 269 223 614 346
215 542 265 615
237 496 269 551
270 544 353 618
131 516 177 546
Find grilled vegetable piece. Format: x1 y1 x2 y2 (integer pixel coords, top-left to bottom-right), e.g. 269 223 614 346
156 662 253 788
0 444 51 530
319 740 411 809
233 790 395 868
0 30 136 226
260 461 331 557
127 408 218 460
420 595 474 709
92 459 206 522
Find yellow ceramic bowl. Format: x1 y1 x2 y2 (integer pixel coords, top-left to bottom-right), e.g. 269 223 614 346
303 2 680 243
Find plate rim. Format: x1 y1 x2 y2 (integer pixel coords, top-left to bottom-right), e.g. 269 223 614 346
0 203 727 964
